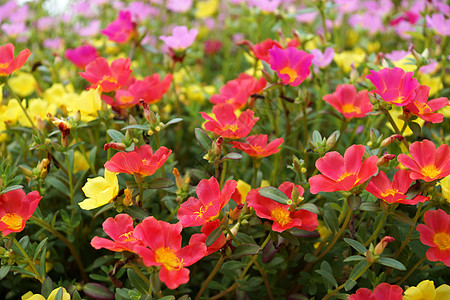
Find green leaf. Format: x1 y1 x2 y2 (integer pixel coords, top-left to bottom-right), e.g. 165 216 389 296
323 203 339 233
33 237 48 261
349 260 369 280
163 118 183 128
41 276 53 298
221 152 243 161
312 130 322 143
11 266 35 277
122 124 150 131
343 255 366 262
127 269 149 295
205 227 223 247
93 203 114 218
19 236 30 250
0 185 24 194
391 211 415 226
297 203 320 215
0 265 12 280
280 230 300 246
72 291 82 300
347 195 362 211
83 283 114 300
304 253 318 263
146 178 174 189
359 203 380 212
46 176 70 197
221 261 246 271
124 206 149 220
344 279 357 291
195 128 212 152
89 145 97 167
107 129 125 142
39 241 47 278
377 257 406 270
344 238 367 255
159 296 175 300
54 288 64 300
229 243 261 259
408 122 421 136
258 187 289 204
315 270 338 288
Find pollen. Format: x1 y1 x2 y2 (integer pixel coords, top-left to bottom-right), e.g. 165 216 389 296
433 232 450 251
381 188 398 198
271 206 292 227
338 172 352 182
341 104 361 114
0 62 10 69
279 67 298 83
250 145 263 153
421 165 441 179
1 213 23 231
223 124 238 132
119 231 138 242
155 247 183 271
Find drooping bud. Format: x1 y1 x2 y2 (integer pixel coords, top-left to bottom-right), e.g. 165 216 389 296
140 101 157 124
38 158 51 178
377 154 396 166
380 134 404 148
48 113 71 148
104 142 126 151
374 236 395 255
213 137 223 157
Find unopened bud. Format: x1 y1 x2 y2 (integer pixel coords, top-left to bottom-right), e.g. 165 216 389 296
374 236 395 255
104 142 126 151
123 189 133 207
141 101 157 124
326 131 339 150
213 137 223 156
365 249 375 263
173 168 184 189
377 154 396 166
229 203 244 220
380 134 404 148
291 186 299 204
128 114 137 125
19 166 33 177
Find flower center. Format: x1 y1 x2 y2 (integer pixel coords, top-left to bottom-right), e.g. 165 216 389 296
270 206 292 227
223 124 238 132
0 62 10 69
392 95 406 104
194 201 214 220
250 145 263 153
415 102 431 115
279 67 297 83
338 172 352 182
421 165 440 179
341 104 361 114
142 158 150 165
119 231 138 242
433 232 450 251
155 247 183 271
1 213 23 230
119 95 135 104
381 188 398 198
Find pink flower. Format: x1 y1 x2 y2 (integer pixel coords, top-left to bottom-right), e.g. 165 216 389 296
323 84 373 119
0 43 31 76
160 26 198 51
200 104 259 139
177 177 236 227
366 67 419 106
101 11 136 44
134 217 206 289
91 214 144 253
425 14 450 36
128 73 173 105
269 46 314 86
309 145 378 194
311 47 335 69
232 134 283 158
349 283 403 300
189 219 227 256
404 85 448 123
166 0 193 13
65 45 99 69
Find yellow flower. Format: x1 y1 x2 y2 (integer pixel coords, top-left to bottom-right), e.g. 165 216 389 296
0 99 21 124
43 83 76 110
195 0 218 18
244 52 263 78
73 150 90 173
418 73 443 96
181 84 215 104
391 54 417 72
333 48 365 73
404 280 450 300
303 36 321 51
0 120 6 142
79 170 119 210
22 287 70 300
386 107 424 137
441 175 450 203
9 72 37 97
366 41 380 53
19 98 57 128
66 89 103 122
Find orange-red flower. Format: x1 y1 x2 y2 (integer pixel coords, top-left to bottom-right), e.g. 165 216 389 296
247 182 318 232
200 104 259 139
91 214 144 253
366 67 419 106
232 134 283 158
177 177 236 227
0 189 42 236
416 209 450 267
128 73 173 105
0 43 31 76
104 145 172 177
366 170 429 205
79 57 132 93
397 139 450 182
134 216 206 289
269 46 313 86
189 219 227 256
349 283 403 300
323 84 373 119
309 145 378 194
210 73 266 109
404 85 449 123
251 38 283 63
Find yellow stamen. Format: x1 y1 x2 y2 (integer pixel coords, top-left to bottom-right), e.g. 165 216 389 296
119 231 138 242
415 103 431 115
155 247 183 270
381 188 398 198
271 206 292 227
194 202 214 220
433 232 450 251
119 96 135 104
421 165 440 179
338 172 352 182
250 145 263 153
0 62 10 69
223 124 238 132
142 158 149 165
341 104 361 114
1 213 23 230
279 67 297 83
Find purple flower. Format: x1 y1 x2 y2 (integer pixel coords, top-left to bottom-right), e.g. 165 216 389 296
75 20 101 37
43 38 63 50
166 0 193 13
127 1 157 21
249 0 281 12
160 26 198 51
385 50 408 61
426 14 450 36
418 61 438 74
311 47 335 69
0 1 17 23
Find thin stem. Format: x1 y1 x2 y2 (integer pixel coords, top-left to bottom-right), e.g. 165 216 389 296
331 119 349 151
222 222 240 246
30 216 88 282
64 152 74 206
394 202 424 259
254 261 274 300
13 238 44 283
381 107 409 148
364 211 388 247
154 132 165 178
396 255 427 286
195 255 225 300
4 82 37 132
318 1 329 43
253 164 259 188
128 263 151 291
219 160 228 188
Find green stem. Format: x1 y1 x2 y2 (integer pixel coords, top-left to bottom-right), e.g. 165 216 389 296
219 160 228 188
13 238 43 283
154 132 165 178
364 211 388 247
382 107 409 148
195 255 225 300
318 1 329 43
254 260 274 300
64 153 74 206
394 202 424 259
128 263 151 292
396 255 427 286
253 164 259 188
4 82 37 132
30 216 88 282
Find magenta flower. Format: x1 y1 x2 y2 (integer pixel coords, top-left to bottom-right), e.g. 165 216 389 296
366 67 419 106
65 45 99 69
160 26 198 51
311 47 335 69
404 85 449 123
425 14 450 36
101 10 136 44
166 0 193 13
269 46 313 86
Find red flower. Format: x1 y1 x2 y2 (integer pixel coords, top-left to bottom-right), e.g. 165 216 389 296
134 217 206 289
177 177 236 227
397 139 450 182
349 283 403 300
247 182 318 233
189 219 227 256
91 214 144 253
128 73 173 105
0 189 42 236
79 57 132 93
404 85 449 123
251 38 283 63
210 73 266 109
323 84 373 119
101 10 136 44
366 170 429 205
0 43 31 76
416 209 450 267
102 88 139 110
232 134 283 158
104 145 172 177
366 67 419 106
268 46 313 86
308 145 378 194
200 104 259 139
65 44 98 69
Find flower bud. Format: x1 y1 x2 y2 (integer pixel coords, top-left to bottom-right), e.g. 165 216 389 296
374 236 395 255
173 168 184 189
326 131 340 150
141 101 157 124
380 134 404 148
377 154 396 166
365 249 375 263
213 137 223 156
122 188 133 207
104 142 126 151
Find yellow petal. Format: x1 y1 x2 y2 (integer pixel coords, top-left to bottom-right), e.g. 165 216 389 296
436 284 450 300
